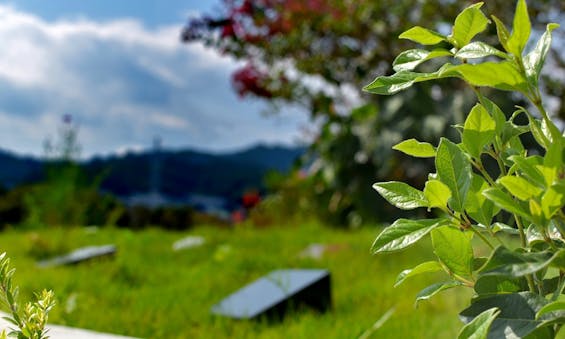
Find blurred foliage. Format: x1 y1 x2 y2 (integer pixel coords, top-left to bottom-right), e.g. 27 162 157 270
115 205 197 230
184 0 564 226
0 116 121 229
22 116 102 228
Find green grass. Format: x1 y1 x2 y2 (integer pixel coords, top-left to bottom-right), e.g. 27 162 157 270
0 223 471 338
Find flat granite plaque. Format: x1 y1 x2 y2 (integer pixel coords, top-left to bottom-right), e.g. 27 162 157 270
37 245 116 268
211 269 331 320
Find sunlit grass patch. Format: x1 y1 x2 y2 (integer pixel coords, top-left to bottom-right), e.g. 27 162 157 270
0 223 469 338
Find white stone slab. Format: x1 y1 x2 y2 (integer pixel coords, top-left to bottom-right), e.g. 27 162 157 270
0 313 139 339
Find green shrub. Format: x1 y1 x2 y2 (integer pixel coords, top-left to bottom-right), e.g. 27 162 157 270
366 1 564 337
0 252 55 339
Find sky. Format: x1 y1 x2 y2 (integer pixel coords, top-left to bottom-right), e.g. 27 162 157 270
0 0 310 158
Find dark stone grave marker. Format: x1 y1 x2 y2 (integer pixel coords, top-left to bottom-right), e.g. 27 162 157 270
37 244 116 268
211 269 331 320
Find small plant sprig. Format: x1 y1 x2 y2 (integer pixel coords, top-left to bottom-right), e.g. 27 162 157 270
0 252 55 339
364 1 564 338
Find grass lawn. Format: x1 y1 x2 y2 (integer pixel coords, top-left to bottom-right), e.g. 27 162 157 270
0 223 471 338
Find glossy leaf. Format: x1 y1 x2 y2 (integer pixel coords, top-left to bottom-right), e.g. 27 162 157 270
363 71 426 95
500 120 528 146
509 155 545 188
478 96 506 135
371 218 448 253
543 136 563 169
393 49 452 72
457 307 500 339
462 103 495 158
491 222 518 235
541 114 563 146
373 181 427 210
431 226 473 279
415 280 462 305
536 301 565 319
479 246 565 278
474 275 528 295
536 165 557 188
482 187 531 221
531 118 551 150
392 139 436 158
529 200 544 226
541 186 565 219
399 26 447 45
455 42 506 59
424 180 451 211
394 261 444 287
507 0 531 56
465 174 497 226
451 3 489 47
448 61 528 93
363 65 454 95
436 138 472 213
459 292 548 339
491 16 510 53
524 23 560 87
526 224 547 245
498 175 543 201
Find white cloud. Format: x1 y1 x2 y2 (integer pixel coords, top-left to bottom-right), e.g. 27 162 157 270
0 5 309 158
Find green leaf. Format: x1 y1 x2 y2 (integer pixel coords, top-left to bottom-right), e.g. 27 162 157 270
474 275 528 295
436 138 472 213
482 187 531 221
459 292 549 339
541 114 563 146
392 139 436 158
415 280 462 305
478 96 506 135
491 222 518 235
399 26 447 45
371 218 448 253
394 261 444 287
536 165 557 188
479 246 565 278
536 301 565 319
508 155 545 188
451 3 489 47
500 120 528 146
431 226 473 279
424 180 451 211
462 104 496 158
491 16 511 53
363 71 426 95
524 23 560 87
373 181 427 210
541 186 565 219
543 136 563 169
498 175 543 201
393 49 452 72
455 42 507 59
526 113 551 150
447 61 528 93
507 0 531 56
363 67 450 95
465 174 497 226
529 200 544 226
457 307 500 339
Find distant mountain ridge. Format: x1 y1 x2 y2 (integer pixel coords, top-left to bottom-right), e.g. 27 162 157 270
0 144 305 206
